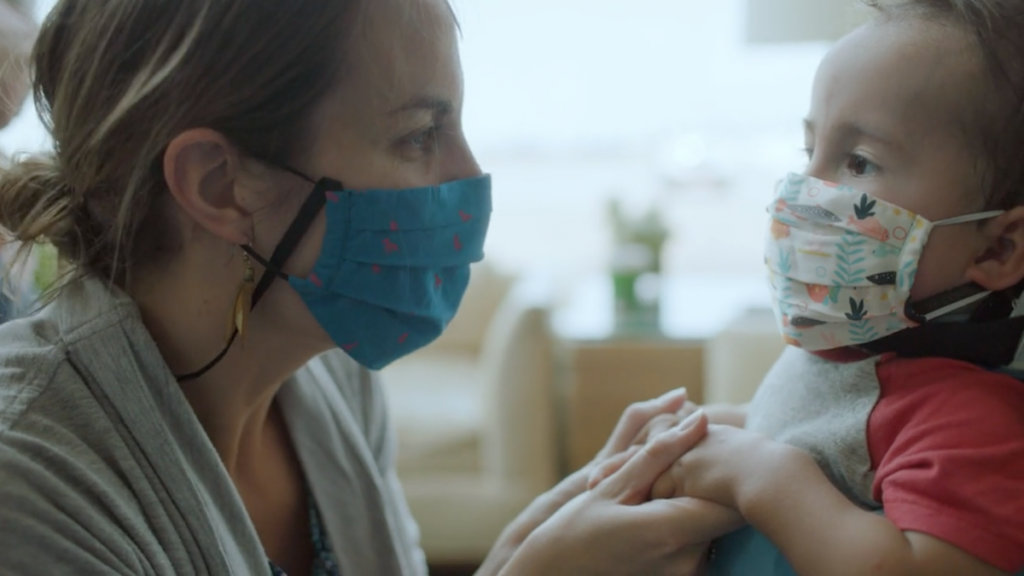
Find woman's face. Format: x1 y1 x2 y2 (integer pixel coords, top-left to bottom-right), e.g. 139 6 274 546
248 0 479 350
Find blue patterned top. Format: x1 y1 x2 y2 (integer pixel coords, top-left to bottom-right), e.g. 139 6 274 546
268 488 340 576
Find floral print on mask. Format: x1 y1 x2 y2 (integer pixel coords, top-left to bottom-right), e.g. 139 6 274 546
764 173 932 350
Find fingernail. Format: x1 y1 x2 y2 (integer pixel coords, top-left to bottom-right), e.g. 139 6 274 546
662 388 687 402
677 409 704 430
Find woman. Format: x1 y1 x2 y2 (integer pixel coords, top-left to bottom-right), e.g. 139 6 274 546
0 1 737 574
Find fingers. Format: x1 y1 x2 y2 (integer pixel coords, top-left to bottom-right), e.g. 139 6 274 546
587 445 641 490
639 497 746 545
596 410 707 504
650 465 679 500
640 402 700 446
599 388 688 459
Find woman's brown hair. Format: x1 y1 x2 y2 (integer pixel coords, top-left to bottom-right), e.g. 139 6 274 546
0 0 361 290
866 0 1024 210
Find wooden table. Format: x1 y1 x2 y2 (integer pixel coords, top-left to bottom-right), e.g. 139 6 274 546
551 274 768 473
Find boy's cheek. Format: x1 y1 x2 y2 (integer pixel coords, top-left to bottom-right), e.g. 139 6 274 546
910 230 978 300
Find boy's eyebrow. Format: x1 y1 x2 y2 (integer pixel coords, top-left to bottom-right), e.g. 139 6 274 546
804 118 900 148
389 96 454 117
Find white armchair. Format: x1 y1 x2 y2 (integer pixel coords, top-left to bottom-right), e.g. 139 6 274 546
703 307 787 404
381 265 559 563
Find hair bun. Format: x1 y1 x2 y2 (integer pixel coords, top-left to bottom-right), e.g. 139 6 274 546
0 154 78 255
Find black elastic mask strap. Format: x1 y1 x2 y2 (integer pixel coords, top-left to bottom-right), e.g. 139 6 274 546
861 283 1024 366
860 315 1024 366
902 282 989 324
246 176 341 308
174 170 342 382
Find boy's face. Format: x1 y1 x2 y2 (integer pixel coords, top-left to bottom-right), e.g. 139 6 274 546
804 16 991 301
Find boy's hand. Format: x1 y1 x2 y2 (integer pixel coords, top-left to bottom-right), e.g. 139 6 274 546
651 423 785 507
587 402 750 490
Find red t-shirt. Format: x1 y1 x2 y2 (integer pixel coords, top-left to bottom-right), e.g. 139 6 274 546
868 357 1024 572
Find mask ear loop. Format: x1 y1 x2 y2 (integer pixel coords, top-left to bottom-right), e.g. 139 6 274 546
244 175 341 309
901 209 1008 324
174 166 343 382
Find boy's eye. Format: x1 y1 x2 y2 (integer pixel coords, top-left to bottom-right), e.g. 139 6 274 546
847 154 878 176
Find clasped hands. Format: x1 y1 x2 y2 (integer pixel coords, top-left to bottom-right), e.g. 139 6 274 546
589 398 760 521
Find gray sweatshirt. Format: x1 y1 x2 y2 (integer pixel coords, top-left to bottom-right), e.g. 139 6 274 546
0 276 428 575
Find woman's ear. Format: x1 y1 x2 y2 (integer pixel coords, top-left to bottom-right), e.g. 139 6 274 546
163 128 252 245
966 207 1024 291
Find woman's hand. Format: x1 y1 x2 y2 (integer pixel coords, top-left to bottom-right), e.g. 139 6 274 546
499 414 744 576
650 423 775 506
587 403 749 488
477 388 692 576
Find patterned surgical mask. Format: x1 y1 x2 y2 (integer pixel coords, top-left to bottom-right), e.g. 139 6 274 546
765 173 1002 350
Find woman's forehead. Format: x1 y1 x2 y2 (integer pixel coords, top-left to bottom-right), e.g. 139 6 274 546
345 0 461 113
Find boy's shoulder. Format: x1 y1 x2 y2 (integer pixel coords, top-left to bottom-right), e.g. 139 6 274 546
875 355 1024 406
868 356 1024 573
871 355 1024 441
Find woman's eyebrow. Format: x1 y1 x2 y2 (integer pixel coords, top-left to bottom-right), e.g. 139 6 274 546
389 96 454 117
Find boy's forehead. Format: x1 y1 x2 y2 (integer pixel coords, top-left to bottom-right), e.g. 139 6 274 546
811 17 984 144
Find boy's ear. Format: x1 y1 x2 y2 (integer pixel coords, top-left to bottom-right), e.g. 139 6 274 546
965 207 1024 291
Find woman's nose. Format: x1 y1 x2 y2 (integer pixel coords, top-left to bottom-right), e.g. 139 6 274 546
442 133 482 182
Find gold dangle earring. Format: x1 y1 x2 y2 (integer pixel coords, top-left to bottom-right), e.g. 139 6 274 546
228 246 255 345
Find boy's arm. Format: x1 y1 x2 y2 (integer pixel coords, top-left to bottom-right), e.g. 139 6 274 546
673 422 1007 576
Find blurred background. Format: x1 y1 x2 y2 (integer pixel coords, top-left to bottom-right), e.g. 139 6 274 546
0 0 868 573
2 0 859 285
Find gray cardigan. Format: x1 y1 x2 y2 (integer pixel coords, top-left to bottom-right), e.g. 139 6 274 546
0 277 428 575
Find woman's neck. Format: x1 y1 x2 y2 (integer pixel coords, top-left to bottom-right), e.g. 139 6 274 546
130 257 326 475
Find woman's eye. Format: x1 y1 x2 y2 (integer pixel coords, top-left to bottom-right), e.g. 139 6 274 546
802 147 814 161
404 125 439 152
847 154 878 176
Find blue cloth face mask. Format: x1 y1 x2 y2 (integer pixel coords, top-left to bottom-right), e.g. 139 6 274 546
176 170 491 381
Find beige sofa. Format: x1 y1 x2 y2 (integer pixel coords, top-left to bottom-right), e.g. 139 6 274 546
381 265 559 563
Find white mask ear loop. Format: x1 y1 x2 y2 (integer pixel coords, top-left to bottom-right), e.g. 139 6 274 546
1005 292 1024 371
932 210 1005 227
912 210 1004 322
921 289 993 321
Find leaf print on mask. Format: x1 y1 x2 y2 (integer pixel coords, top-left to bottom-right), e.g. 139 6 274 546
872 243 900 258
848 319 879 344
833 232 868 285
866 271 897 286
898 260 918 291
777 246 793 275
821 331 842 349
845 297 867 321
846 196 889 241
852 195 877 220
